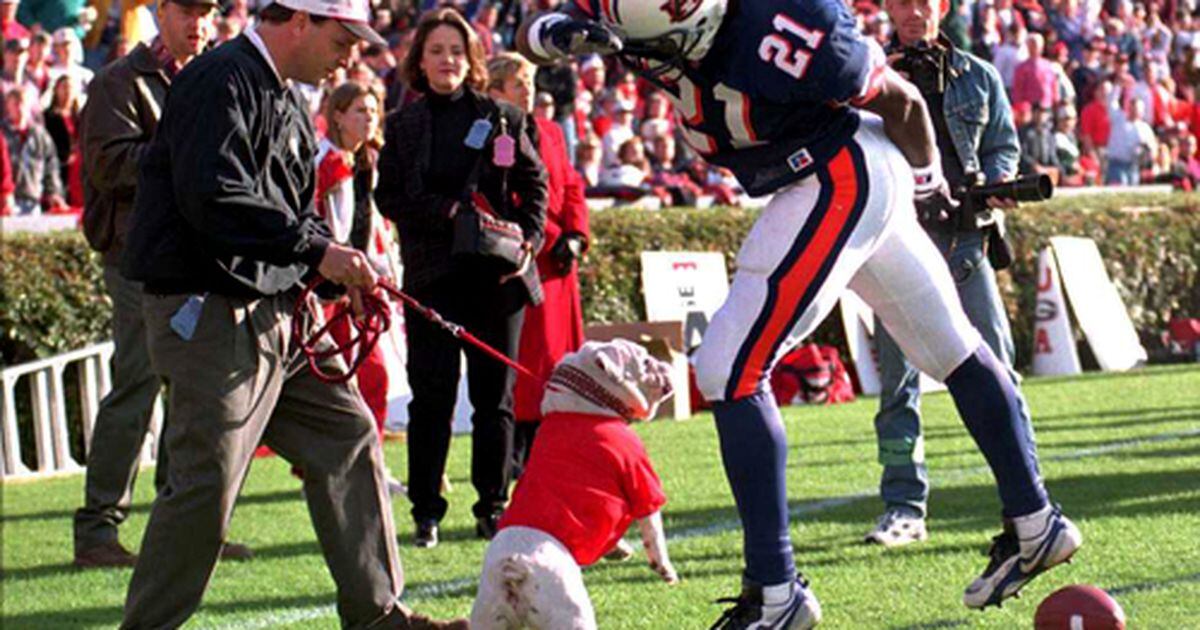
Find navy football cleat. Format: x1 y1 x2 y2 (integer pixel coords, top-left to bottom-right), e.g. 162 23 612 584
963 505 1082 609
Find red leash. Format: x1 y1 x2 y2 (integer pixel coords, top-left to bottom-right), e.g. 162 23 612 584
292 277 543 385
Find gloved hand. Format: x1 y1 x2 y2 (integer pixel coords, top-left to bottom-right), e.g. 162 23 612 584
550 232 587 272
912 163 958 224
543 16 623 58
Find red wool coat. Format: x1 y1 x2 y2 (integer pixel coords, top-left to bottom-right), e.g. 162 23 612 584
514 118 590 421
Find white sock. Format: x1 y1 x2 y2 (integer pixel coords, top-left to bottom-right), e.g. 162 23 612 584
762 581 794 606
1013 504 1053 541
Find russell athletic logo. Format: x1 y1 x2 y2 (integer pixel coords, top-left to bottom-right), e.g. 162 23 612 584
660 0 703 22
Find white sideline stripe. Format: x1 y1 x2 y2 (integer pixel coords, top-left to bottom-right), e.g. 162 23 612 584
201 579 478 630
205 426 1200 629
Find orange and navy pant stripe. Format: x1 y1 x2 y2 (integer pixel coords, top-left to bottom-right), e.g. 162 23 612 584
725 143 870 401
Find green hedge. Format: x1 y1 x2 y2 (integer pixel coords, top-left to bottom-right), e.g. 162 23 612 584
1 232 109 366
580 192 1200 370
3 192 1198 371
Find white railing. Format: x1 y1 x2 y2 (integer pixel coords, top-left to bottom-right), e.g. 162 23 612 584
0 342 163 480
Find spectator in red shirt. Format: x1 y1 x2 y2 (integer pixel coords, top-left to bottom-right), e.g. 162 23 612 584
0 0 30 42
0 132 13 215
472 2 498 56
1012 32 1061 111
1079 78 1113 153
1175 133 1200 190
1172 82 1200 135
472 340 678 630
591 91 616 141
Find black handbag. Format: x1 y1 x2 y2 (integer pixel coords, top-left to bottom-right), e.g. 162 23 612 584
450 113 526 273
452 192 526 271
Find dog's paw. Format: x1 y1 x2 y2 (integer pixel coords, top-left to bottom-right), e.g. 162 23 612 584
651 561 679 585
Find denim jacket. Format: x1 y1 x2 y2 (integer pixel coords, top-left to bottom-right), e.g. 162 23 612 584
940 43 1021 184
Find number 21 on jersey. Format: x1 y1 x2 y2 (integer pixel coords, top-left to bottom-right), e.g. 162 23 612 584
666 77 761 154
759 14 825 79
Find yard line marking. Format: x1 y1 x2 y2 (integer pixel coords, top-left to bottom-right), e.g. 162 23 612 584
663 426 1200 543
1107 571 1200 596
205 605 334 630
1041 427 1200 460
200 579 478 630
207 426 1200 629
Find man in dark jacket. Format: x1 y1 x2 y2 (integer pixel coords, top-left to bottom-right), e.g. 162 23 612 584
73 0 249 570
118 0 465 627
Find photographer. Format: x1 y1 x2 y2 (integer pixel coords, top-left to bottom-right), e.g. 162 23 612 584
866 0 1034 548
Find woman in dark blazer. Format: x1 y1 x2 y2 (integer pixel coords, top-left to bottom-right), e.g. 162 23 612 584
375 7 547 549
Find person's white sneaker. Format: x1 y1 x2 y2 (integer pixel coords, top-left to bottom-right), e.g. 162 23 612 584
709 575 822 629
863 509 928 548
963 504 1082 609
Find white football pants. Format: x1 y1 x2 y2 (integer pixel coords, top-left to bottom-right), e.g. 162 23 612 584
694 115 981 402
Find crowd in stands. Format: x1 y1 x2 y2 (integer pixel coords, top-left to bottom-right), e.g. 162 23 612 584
4 0 1200 218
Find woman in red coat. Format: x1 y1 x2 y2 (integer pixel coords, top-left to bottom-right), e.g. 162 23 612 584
487 52 590 469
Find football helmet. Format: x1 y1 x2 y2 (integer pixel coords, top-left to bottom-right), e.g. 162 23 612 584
593 0 728 66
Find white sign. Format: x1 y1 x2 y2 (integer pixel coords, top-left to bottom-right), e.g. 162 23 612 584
840 290 880 395
1031 246 1081 376
1051 237 1146 371
380 249 474 434
641 252 730 350
838 290 944 395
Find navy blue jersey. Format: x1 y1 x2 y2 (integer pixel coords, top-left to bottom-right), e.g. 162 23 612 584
634 0 885 196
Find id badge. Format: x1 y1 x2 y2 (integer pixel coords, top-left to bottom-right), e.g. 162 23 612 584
493 134 515 167
169 294 206 341
465 118 493 150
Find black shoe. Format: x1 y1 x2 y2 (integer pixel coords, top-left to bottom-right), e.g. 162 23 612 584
384 602 470 629
414 520 439 549
475 515 498 540
219 541 254 561
74 540 137 569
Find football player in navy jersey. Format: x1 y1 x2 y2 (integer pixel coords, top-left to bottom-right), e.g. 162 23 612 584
519 2 1081 627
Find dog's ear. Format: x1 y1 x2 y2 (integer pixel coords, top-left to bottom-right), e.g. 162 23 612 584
593 350 625 382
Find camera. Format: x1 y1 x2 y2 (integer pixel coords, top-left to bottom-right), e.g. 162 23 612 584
893 41 948 94
958 172 1054 270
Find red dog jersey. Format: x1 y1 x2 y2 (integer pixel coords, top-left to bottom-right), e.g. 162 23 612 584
498 412 667 566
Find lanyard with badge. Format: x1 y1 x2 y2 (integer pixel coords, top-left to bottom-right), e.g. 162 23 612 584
453 108 527 273
464 114 516 168
459 108 516 214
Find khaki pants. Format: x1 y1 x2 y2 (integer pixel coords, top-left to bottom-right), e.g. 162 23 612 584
122 292 403 629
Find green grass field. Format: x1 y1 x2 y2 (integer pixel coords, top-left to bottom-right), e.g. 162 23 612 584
2 365 1198 629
